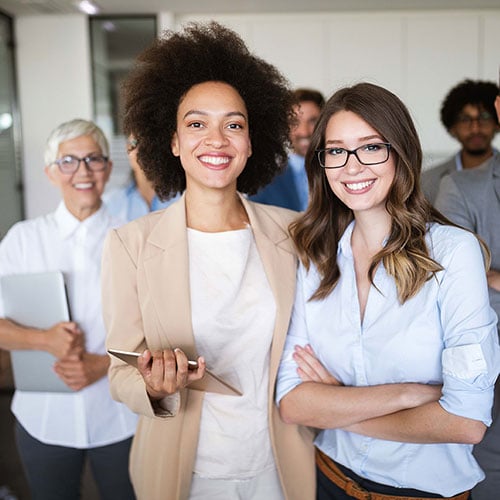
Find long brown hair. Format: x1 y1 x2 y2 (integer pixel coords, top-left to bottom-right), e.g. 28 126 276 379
291 82 489 303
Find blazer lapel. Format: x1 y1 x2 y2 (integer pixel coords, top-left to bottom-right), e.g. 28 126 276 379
142 195 198 359
492 155 500 205
142 194 297 382
241 197 297 389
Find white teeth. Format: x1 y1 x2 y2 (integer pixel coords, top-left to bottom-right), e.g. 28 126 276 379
74 182 93 189
345 180 374 191
199 156 229 165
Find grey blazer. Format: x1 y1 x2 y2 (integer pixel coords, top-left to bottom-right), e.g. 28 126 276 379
435 154 500 320
436 153 500 500
421 156 457 204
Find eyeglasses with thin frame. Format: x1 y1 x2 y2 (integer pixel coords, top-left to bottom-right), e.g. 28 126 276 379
316 142 392 169
52 154 109 175
455 112 495 127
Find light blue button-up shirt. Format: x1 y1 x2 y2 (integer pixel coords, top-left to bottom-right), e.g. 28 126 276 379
104 181 179 222
276 221 499 496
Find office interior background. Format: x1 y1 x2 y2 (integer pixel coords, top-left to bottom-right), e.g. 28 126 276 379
0 0 499 239
0 0 498 497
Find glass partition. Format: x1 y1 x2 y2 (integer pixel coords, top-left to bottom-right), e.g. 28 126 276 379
0 12 23 241
90 16 156 188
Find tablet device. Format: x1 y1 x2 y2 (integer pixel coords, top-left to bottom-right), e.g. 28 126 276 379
108 348 242 396
1 271 74 392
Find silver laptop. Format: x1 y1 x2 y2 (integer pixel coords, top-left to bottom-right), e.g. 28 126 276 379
0 271 74 392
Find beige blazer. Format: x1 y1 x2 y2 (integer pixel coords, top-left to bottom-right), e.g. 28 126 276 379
102 194 315 500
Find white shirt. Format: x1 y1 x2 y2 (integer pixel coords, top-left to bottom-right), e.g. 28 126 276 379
277 222 500 496
0 202 137 448
188 227 276 479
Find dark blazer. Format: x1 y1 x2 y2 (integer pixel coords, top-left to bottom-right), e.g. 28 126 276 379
250 164 303 212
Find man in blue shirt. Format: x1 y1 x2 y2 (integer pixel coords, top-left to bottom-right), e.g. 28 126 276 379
105 135 179 221
251 88 325 211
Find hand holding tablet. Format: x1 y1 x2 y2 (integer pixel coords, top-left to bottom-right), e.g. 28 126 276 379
108 348 242 396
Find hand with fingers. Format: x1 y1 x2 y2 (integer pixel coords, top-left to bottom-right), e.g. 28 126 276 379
293 344 341 386
44 321 84 359
53 352 109 391
137 348 206 400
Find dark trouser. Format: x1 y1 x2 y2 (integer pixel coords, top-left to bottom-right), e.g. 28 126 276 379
471 377 500 500
15 420 135 500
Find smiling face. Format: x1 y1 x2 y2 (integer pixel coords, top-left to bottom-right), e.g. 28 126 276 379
171 81 252 195
44 134 112 221
323 110 395 218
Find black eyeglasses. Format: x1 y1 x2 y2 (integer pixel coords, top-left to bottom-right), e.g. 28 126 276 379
52 154 109 174
456 112 495 127
317 143 391 169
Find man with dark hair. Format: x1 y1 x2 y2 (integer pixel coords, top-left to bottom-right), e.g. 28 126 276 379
435 88 500 500
422 79 499 203
251 88 325 211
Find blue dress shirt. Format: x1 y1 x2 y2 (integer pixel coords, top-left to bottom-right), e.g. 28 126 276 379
249 154 307 212
276 221 499 496
104 181 179 222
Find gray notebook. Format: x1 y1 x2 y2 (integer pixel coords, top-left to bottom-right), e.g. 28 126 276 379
0 271 74 392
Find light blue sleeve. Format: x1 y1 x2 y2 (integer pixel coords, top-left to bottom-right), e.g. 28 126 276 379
276 263 312 405
437 230 500 425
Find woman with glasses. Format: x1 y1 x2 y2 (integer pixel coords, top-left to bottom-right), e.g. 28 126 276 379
276 83 499 500
0 119 137 499
101 22 314 500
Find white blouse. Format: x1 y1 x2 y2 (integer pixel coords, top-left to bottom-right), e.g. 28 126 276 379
188 226 276 479
0 202 137 448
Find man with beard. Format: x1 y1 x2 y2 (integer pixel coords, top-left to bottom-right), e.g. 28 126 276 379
422 79 499 203
250 88 324 211
435 90 500 500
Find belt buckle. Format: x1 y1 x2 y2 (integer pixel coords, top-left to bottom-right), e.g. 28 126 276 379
344 478 372 500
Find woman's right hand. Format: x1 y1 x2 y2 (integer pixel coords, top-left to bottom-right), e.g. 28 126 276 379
138 348 206 400
44 321 83 359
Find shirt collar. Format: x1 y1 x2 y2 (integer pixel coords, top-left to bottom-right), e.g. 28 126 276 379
455 147 499 171
338 220 355 258
55 201 108 240
288 153 305 174
337 219 391 259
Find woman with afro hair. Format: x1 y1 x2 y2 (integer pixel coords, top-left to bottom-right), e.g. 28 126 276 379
101 22 315 500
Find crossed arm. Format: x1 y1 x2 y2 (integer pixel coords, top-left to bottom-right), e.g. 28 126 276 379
279 344 486 445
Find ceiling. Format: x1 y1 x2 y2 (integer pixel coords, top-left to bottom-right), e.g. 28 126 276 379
1 0 500 17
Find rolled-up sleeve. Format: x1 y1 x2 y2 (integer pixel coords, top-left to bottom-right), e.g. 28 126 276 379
437 232 500 425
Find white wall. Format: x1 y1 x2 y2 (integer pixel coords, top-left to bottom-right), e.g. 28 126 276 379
16 14 92 218
14 9 500 219
171 10 500 169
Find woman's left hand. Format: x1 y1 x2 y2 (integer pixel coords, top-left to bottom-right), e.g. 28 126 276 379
294 344 341 386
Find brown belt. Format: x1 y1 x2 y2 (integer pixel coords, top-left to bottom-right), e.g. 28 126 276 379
316 449 470 500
